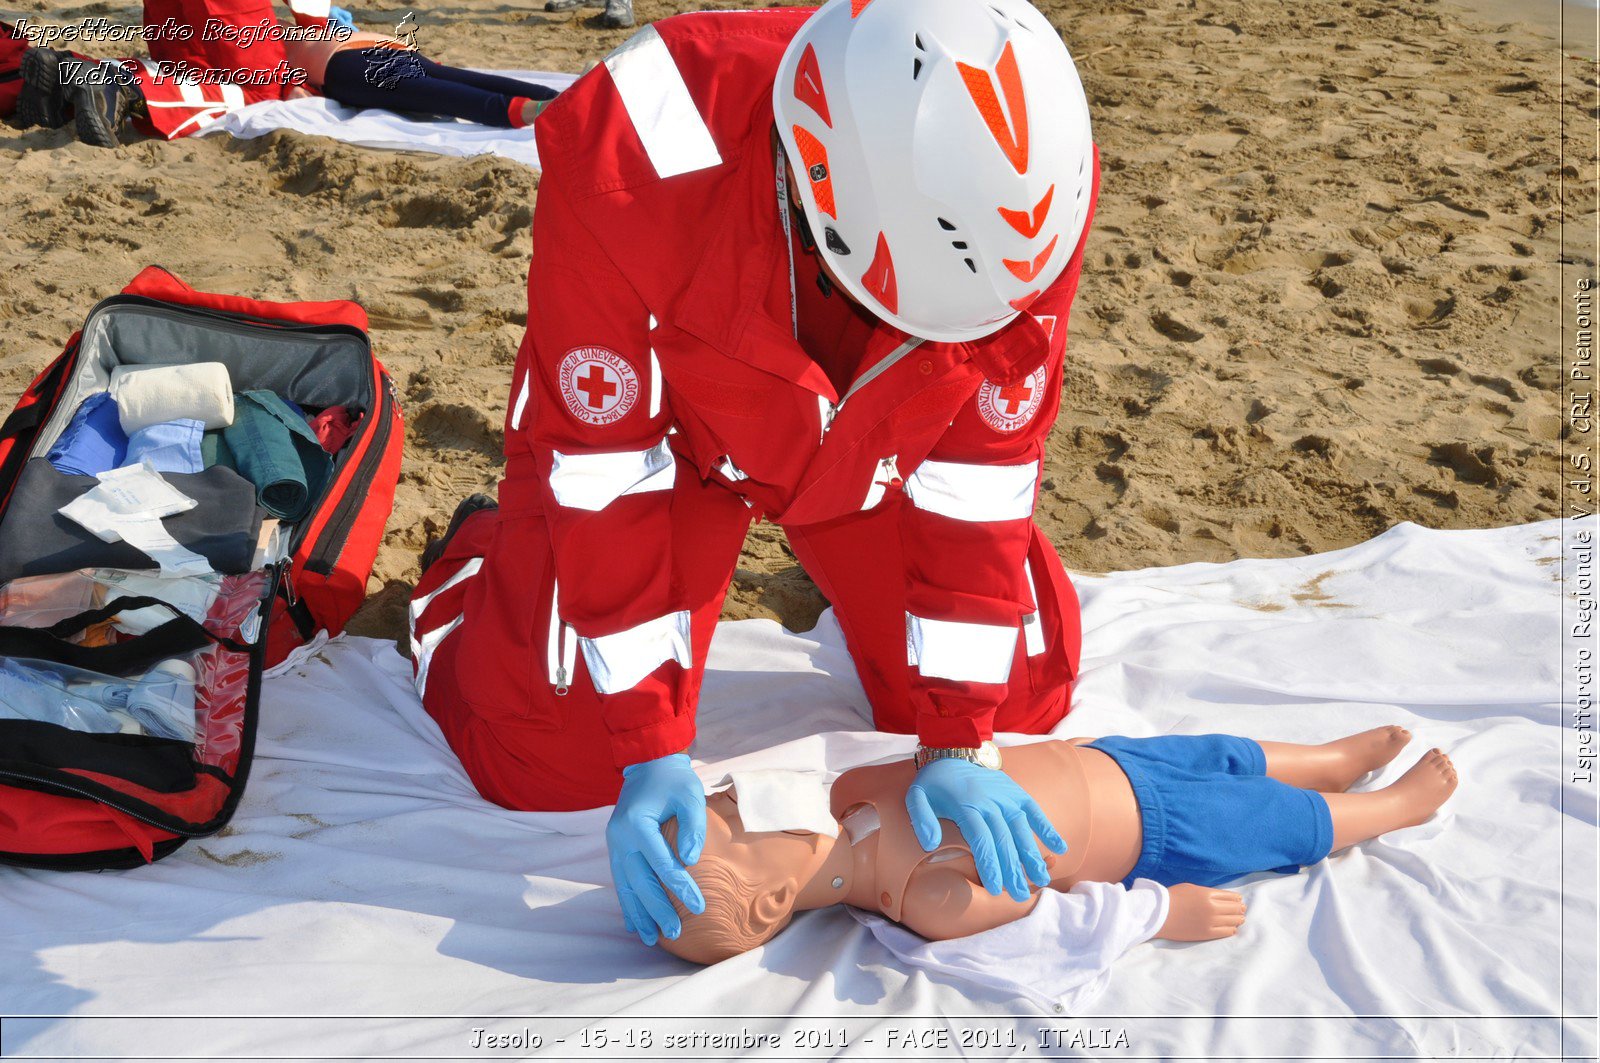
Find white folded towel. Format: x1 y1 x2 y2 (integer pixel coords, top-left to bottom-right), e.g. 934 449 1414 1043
109 362 235 433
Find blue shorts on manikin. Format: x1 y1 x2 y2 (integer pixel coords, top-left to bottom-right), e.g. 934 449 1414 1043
1087 734 1335 888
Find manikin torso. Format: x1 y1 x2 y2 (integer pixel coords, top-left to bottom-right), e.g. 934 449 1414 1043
824 742 1143 925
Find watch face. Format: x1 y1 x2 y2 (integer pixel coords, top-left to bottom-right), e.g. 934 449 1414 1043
976 742 1002 770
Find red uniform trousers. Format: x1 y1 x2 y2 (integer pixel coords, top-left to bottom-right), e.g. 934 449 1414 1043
410 457 1081 813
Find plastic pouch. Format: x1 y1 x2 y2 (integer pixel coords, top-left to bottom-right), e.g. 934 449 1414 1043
0 654 200 742
0 569 222 636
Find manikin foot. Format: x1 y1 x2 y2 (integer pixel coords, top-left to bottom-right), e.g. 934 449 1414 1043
1384 748 1458 827
1315 725 1413 791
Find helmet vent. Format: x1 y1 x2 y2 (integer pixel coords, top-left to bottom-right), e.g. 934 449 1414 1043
952 241 968 249
937 217 957 231
964 258 977 273
913 35 926 80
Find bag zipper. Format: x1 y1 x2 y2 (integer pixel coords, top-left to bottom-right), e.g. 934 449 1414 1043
300 369 395 576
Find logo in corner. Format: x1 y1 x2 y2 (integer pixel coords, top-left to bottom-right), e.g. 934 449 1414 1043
975 366 1047 433
558 347 640 426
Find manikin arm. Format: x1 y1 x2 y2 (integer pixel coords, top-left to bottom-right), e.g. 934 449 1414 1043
901 867 1244 945
1155 883 1247 941
874 867 1171 1010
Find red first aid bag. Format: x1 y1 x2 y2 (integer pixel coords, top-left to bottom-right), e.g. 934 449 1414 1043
0 267 402 869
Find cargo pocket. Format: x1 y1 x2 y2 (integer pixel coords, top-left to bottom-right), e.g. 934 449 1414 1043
453 513 565 732
1023 530 1080 697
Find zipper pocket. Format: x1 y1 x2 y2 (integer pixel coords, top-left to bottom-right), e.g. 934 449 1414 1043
0 561 281 838
546 577 576 697
300 370 396 575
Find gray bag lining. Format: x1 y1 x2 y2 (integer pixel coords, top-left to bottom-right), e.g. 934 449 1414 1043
31 302 374 461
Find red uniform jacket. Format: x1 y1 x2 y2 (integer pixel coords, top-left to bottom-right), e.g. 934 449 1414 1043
505 9 1099 768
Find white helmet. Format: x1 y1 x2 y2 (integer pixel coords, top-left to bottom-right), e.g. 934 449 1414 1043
773 0 1093 343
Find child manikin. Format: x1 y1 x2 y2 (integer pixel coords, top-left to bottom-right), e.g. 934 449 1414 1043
658 727 1457 964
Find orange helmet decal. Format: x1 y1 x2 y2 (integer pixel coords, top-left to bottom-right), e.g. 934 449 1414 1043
791 125 838 218
998 184 1053 238
794 43 832 128
862 232 899 315
850 0 873 16
1003 234 1058 282
956 41 1029 175
1009 289 1041 312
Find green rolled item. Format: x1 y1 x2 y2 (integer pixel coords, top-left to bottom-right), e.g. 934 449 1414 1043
200 430 235 472
221 390 331 522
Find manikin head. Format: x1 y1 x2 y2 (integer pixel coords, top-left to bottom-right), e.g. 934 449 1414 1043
659 788 836 964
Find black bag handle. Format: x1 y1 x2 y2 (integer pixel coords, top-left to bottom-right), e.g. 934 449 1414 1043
0 595 246 677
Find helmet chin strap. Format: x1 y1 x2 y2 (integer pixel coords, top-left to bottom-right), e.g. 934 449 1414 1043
774 127 854 337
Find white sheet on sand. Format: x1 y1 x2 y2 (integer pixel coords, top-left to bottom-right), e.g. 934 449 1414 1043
197 71 579 168
2 519 1594 1059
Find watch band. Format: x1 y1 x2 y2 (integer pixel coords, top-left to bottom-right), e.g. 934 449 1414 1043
913 741 1002 770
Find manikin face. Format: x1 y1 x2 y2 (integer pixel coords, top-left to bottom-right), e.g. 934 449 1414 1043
658 788 830 963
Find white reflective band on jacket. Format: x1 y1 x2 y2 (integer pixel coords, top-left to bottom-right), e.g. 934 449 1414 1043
905 459 1039 522
905 613 1017 685
549 439 675 511
408 558 483 698
603 25 721 179
579 610 694 695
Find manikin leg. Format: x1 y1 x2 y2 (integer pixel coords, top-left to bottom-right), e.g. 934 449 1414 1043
1320 748 1458 851
1257 725 1413 792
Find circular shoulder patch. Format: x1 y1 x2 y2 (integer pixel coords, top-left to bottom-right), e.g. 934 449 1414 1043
558 347 640 426
975 367 1048 433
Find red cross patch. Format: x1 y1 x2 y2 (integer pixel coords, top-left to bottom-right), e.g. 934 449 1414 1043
975 366 1047 433
558 347 640 427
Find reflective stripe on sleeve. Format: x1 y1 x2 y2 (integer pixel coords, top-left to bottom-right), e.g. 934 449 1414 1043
905 612 1018 685
579 609 693 694
511 370 532 431
602 25 722 179
549 438 675 511
904 458 1039 522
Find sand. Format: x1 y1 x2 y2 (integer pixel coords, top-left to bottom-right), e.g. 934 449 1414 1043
0 0 1589 640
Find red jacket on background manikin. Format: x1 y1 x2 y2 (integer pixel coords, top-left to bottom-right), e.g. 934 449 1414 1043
415 8 1100 804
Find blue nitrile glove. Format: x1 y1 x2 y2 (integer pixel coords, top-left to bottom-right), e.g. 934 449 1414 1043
606 752 707 947
906 757 1067 903
329 6 356 28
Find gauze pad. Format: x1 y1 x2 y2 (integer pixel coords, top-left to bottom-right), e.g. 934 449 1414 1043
59 462 213 576
724 768 839 838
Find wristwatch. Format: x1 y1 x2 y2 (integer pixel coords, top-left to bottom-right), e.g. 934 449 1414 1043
913 740 1002 771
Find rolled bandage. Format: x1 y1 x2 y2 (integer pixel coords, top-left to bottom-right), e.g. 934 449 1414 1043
109 363 235 434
